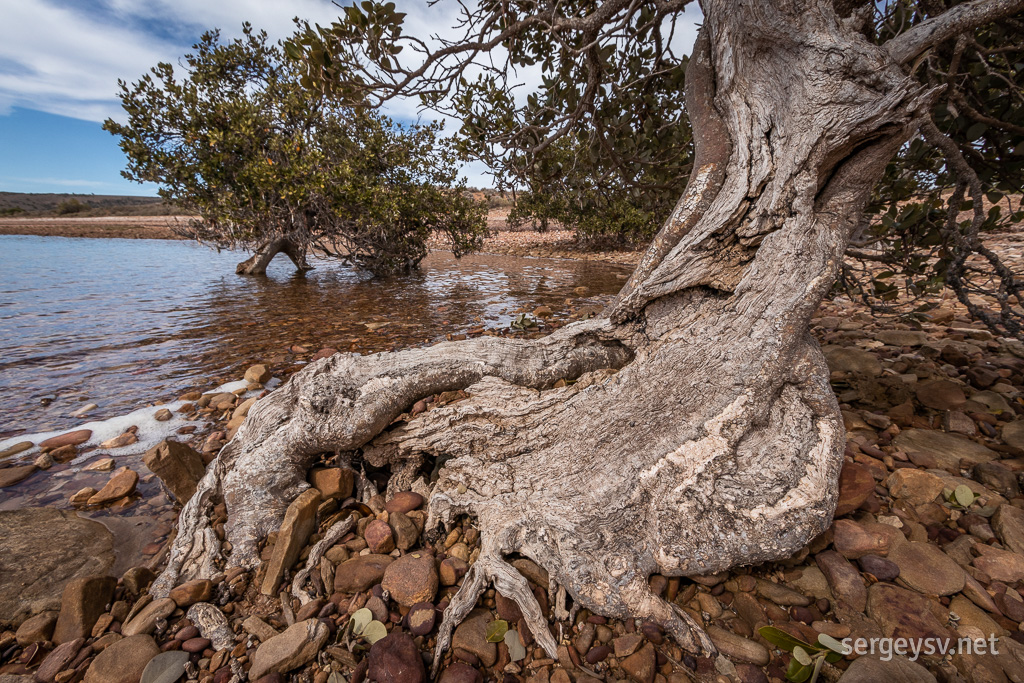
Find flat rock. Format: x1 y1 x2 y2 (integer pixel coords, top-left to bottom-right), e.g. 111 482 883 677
948 595 1006 640
452 610 497 668
816 551 866 612
261 489 321 595
823 346 882 376
834 462 875 516
250 619 329 680
0 465 36 488
866 584 953 648
833 519 901 559
0 508 115 623
992 504 1024 555
15 611 56 645
39 430 91 450
382 552 438 607
334 554 395 593
35 636 84 683
858 555 900 581
53 575 116 644
838 655 936 682
876 330 930 347
1003 420 1024 450
367 631 426 683
892 429 998 472
140 650 190 683
121 597 176 636
143 440 205 504
972 461 1020 498
886 469 946 506
973 544 1024 583
888 542 964 596
88 467 138 505
84 634 160 683
753 578 811 606
916 379 967 411
706 626 769 666
0 441 33 459
168 579 212 608
620 642 657 683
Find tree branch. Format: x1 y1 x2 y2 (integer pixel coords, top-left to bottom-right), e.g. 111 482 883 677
886 0 1024 64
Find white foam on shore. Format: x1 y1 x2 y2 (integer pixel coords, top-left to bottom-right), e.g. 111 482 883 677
0 377 280 465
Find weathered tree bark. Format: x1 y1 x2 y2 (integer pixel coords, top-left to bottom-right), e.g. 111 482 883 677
235 234 313 275
153 0 1024 670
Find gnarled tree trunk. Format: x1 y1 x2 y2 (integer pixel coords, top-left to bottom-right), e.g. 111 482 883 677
235 234 313 275
152 0 1017 669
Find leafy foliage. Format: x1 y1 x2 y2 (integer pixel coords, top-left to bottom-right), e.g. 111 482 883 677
104 24 485 275
758 626 849 683
291 0 1024 336
840 2 1024 338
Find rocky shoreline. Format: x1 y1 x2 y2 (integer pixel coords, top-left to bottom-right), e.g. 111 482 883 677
3 241 1024 682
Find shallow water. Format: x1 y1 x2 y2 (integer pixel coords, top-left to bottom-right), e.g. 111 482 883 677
0 235 631 436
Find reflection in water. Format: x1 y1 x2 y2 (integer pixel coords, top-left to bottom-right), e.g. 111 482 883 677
0 235 631 435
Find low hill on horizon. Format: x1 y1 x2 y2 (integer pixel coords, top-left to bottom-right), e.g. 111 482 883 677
0 192 184 217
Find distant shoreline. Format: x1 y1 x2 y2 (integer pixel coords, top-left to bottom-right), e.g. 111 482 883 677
0 212 644 265
0 215 187 240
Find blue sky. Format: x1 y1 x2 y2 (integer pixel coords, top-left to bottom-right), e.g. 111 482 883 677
0 0 700 195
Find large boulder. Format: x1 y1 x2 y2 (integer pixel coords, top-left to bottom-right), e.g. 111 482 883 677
0 508 115 623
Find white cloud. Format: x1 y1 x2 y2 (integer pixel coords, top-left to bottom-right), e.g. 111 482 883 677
0 0 701 187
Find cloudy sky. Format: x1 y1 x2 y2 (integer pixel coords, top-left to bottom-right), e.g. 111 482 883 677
0 0 700 195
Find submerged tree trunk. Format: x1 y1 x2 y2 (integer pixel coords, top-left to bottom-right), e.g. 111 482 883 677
235 235 313 275
152 0 1013 668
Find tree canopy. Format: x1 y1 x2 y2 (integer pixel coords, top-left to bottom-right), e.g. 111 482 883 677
292 0 1024 335
104 24 485 275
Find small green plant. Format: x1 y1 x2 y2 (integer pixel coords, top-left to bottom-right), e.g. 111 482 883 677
348 607 388 645
944 484 976 509
758 626 849 683
511 313 536 330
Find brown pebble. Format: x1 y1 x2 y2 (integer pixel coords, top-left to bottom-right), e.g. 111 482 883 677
182 637 211 653
585 645 611 664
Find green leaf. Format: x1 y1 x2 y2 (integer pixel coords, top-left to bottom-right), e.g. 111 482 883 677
758 626 812 653
786 656 813 683
816 633 850 655
793 645 813 666
954 485 975 508
362 620 388 644
350 607 373 635
504 629 526 662
486 619 509 643
966 122 987 141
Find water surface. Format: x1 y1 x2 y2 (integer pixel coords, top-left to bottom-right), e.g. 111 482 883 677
0 235 630 435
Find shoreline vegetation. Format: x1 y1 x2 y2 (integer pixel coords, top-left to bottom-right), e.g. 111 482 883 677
0 209 646 265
